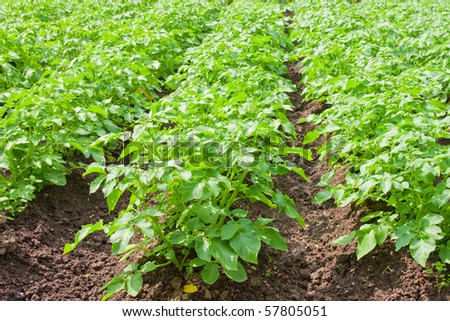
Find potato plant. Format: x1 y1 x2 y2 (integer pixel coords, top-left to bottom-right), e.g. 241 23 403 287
289 0 450 268
64 0 311 299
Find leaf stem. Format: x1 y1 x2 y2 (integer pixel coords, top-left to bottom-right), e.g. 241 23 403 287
142 199 182 270
218 169 248 227
219 167 236 208
149 215 182 269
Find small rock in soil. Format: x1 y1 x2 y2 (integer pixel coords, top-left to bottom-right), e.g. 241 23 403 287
220 290 229 300
91 262 103 271
249 277 263 287
170 277 183 290
204 288 212 300
15 291 25 300
31 294 40 301
0 230 17 255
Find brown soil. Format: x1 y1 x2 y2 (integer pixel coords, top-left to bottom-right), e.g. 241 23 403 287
1 63 449 301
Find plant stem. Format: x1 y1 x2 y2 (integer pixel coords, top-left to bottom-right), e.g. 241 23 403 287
219 167 236 208
142 199 182 269
218 169 248 227
156 261 173 268
149 215 182 269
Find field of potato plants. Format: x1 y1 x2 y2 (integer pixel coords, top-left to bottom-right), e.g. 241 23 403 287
1 0 449 301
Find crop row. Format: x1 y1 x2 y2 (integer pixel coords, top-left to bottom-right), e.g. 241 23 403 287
65 0 311 299
0 0 222 213
289 0 450 268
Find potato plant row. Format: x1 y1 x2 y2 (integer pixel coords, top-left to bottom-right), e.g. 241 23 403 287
0 0 222 213
289 0 450 268
65 0 311 299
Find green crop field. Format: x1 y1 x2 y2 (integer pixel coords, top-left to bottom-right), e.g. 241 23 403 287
1 0 449 300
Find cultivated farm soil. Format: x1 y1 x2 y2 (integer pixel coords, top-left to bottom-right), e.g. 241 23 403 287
1 64 449 301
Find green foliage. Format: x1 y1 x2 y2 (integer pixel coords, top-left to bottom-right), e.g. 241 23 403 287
9 0 448 299
290 0 450 270
61 0 306 299
0 0 221 213
426 261 450 290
